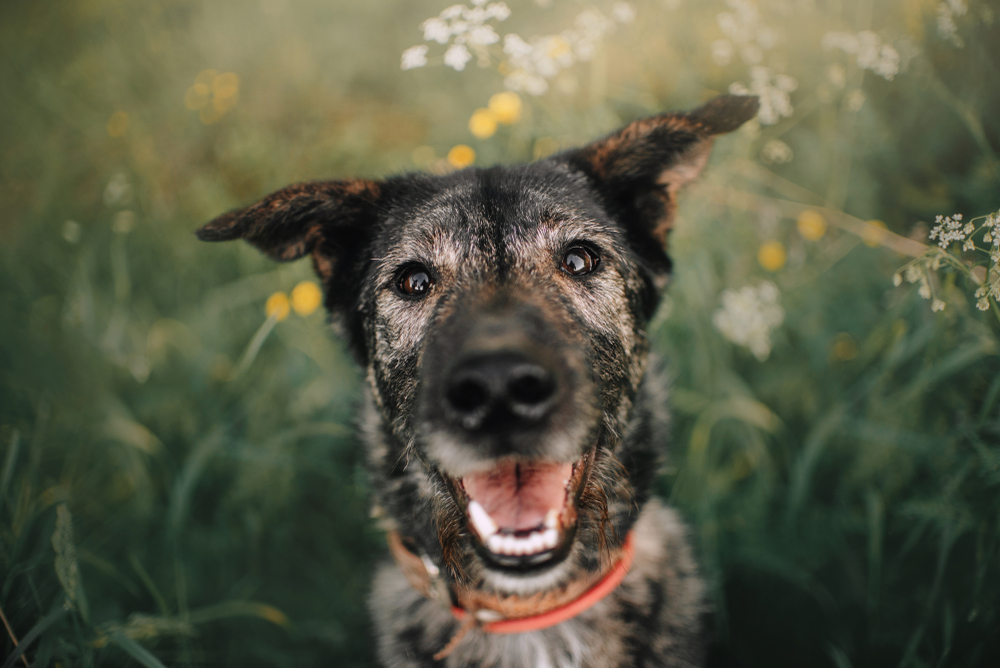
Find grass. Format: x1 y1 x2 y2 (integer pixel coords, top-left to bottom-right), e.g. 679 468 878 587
2 0 999 666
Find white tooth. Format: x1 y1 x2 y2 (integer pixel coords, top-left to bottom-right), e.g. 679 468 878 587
468 500 498 539
544 509 559 530
527 533 544 554
502 535 517 554
542 528 558 549
512 538 525 556
487 534 504 553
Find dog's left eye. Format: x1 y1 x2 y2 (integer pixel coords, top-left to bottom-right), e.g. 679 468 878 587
561 246 600 276
397 265 434 296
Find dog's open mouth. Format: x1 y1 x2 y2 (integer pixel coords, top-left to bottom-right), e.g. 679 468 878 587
447 447 595 570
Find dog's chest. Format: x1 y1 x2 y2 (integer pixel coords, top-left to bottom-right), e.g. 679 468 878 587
371 501 706 668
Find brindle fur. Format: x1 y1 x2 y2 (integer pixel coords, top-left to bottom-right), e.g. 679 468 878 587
198 95 759 667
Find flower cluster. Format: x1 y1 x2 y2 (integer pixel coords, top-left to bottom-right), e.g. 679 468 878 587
760 138 793 164
929 213 974 250
896 210 1000 313
712 0 797 125
821 30 900 81
729 66 797 125
713 281 785 361
401 1 637 96
266 281 323 321
503 8 627 95
937 0 967 46
712 0 779 67
401 0 512 72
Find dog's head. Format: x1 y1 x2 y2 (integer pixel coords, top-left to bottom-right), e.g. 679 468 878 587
198 95 758 595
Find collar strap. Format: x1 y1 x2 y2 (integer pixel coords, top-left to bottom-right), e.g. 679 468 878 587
387 529 636 656
450 530 635 634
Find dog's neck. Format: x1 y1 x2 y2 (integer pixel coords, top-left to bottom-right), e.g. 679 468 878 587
387 529 636 659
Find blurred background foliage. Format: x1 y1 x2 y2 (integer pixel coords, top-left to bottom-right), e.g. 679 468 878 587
1 0 999 666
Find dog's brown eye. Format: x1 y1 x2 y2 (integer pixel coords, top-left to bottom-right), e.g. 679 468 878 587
398 265 433 296
561 246 599 276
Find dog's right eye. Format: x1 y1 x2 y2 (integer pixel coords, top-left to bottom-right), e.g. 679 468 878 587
561 246 599 276
397 265 434 297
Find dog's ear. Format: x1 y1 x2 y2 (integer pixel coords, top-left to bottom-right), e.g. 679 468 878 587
196 178 382 359
562 94 759 280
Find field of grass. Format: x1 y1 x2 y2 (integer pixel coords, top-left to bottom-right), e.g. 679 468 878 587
1 0 999 666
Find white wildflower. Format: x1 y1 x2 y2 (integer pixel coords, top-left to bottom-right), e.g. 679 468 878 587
715 0 779 66
928 213 969 249
931 298 946 312
501 9 619 96
761 138 793 164
422 17 452 44
401 45 429 70
729 66 796 125
505 69 549 96
487 2 511 21
977 298 990 311
467 24 499 45
444 43 472 70
918 280 931 299
937 0 966 46
713 281 785 361
441 4 465 20
822 30 900 80
407 1 512 70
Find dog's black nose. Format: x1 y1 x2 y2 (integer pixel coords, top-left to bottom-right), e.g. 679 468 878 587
443 352 558 431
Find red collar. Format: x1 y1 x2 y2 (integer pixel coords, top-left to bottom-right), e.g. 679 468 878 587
387 530 636 658
450 531 636 634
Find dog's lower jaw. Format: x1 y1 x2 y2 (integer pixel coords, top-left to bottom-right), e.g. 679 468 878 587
371 499 707 668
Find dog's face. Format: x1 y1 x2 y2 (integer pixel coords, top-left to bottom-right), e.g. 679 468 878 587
199 95 758 596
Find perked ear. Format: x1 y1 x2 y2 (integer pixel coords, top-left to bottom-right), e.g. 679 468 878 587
562 94 759 270
196 178 382 360
196 178 381 277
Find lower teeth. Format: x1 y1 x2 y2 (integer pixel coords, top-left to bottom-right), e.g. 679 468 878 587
485 528 559 556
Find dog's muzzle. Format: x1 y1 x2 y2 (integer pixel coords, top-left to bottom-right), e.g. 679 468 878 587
419 298 600 571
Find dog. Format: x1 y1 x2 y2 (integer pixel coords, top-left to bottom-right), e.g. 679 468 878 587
198 94 759 667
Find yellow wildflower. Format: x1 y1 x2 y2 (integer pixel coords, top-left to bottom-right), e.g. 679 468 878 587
758 241 787 272
448 145 476 168
488 92 522 125
469 109 498 139
796 210 827 240
291 281 322 316
265 292 290 321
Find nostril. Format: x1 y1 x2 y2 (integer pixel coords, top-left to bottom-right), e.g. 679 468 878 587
508 369 556 408
445 377 490 415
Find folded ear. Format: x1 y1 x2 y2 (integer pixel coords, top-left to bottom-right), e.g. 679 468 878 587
561 94 759 279
197 178 382 359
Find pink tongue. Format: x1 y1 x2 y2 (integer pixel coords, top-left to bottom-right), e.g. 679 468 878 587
463 461 573 532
